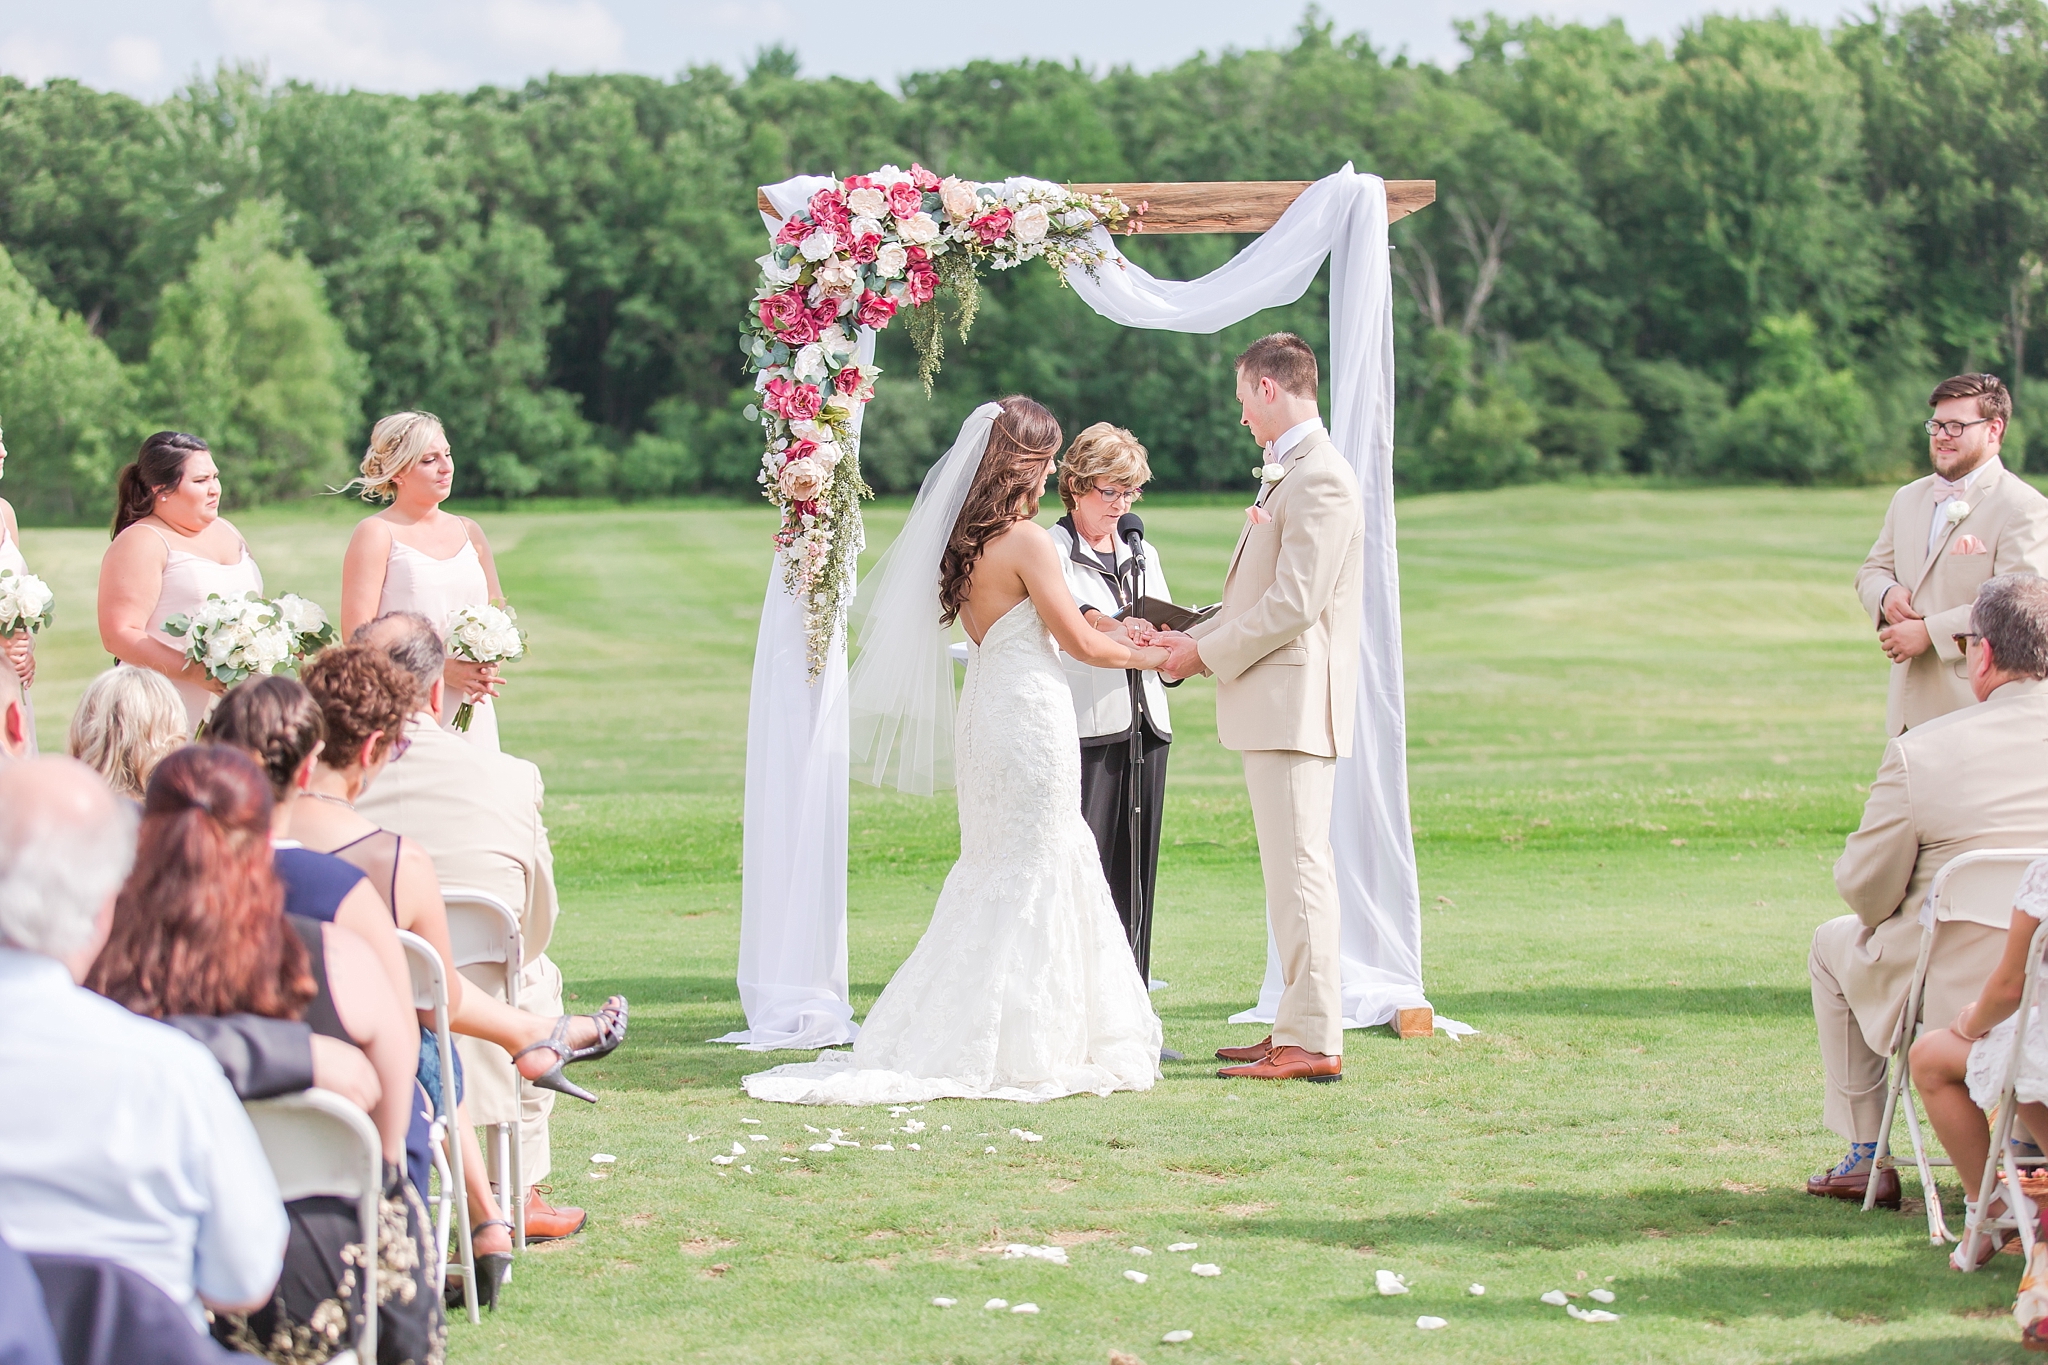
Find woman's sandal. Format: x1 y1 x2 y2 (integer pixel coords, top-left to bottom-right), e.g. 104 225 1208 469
446 1220 514 1311
1955 1185 2037 1270
510 996 629 1105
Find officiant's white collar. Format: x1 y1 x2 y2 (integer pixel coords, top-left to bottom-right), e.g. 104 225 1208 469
1267 417 1324 463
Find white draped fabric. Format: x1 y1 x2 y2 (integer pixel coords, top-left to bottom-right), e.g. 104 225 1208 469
1061 165 1467 1036
718 175 869 1051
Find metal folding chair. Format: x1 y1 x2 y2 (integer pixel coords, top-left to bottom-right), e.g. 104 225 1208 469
1960 911 2048 1269
439 886 526 1251
397 928 478 1323
243 1089 382 1362
1868 847 2048 1242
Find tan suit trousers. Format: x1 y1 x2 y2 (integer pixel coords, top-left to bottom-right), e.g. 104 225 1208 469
455 952 562 1188
1809 914 2002 1142
1244 749 1343 1056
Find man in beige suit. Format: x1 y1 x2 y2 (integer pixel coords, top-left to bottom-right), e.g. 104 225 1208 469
1808 573 2048 1207
1158 333 1364 1083
1856 372 2048 735
353 612 587 1241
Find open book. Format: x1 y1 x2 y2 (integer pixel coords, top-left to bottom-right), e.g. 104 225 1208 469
1114 596 1220 634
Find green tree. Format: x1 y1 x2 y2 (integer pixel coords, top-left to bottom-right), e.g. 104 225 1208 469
0 244 133 520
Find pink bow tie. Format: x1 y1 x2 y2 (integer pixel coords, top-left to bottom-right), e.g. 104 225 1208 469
1933 474 1969 496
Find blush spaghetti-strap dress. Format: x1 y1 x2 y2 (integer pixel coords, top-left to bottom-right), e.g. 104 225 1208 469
379 535 499 752
140 525 262 733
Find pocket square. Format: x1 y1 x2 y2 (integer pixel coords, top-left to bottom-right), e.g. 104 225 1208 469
1951 534 1988 555
1246 505 1272 525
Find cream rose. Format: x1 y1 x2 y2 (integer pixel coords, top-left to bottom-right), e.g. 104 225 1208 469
939 176 981 222
849 214 883 240
875 241 909 278
778 456 828 502
793 343 829 383
811 440 843 470
845 187 886 219
815 258 862 299
896 212 940 245
1012 203 1050 245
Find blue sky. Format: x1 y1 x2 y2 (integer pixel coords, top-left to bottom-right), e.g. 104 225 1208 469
5 1 1865 99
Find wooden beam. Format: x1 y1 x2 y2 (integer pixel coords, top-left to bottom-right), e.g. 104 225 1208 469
755 179 1436 233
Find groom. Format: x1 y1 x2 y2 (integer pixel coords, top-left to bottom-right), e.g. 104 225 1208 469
1158 333 1365 1082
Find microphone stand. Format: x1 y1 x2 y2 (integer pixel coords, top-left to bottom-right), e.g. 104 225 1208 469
1119 513 1176 1061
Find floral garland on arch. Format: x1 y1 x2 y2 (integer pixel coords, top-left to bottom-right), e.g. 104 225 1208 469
743 164 1139 678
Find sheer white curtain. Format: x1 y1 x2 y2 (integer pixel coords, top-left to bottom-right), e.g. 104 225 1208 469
1064 165 1467 1036
717 175 871 1051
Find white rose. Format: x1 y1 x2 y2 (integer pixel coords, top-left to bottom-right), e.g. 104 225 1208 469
939 177 981 222
481 626 522 660
789 419 824 442
755 252 802 286
896 212 940 245
845 187 886 219
815 258 861 299
793 343 829 383
799 228 837 262
848 214 883 240
812 440 843 470
821 326 857 364
1946 499 1971 524
1012 203 1050 245
875 241 908 278
455 620 488 652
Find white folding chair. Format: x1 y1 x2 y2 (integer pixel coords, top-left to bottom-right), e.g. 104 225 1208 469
440 886 526 1251
1960 911 2048 1269
397 929 478 1323
244 1089 382 1362
1868 848 2048 1242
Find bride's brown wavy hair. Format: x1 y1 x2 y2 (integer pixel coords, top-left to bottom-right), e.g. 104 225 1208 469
938 396 1063 627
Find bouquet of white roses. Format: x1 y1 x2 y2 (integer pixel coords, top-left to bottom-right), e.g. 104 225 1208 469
163 594 296 731
445 602 525 732
0 568 54 637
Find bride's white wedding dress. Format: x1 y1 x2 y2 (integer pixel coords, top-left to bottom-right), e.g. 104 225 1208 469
744 596 1163 1105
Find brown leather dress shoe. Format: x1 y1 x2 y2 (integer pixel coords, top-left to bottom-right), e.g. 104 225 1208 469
523 1185 588 1242
1215 1036 1274 1063
1217 1045 1341 1082
1805 1165 1900 1209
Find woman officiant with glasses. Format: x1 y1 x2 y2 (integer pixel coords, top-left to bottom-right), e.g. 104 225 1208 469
1053 423 1175 985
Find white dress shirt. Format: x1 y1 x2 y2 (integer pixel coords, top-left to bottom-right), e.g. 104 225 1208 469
1267 416 1325 463
0 948 286 1330
1928 456 2002 556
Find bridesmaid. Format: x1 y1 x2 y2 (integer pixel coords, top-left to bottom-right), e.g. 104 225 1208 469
0 431 37 752
97 432 262 734
341 410 508 751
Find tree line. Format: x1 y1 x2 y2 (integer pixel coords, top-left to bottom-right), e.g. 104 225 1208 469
0 3 2042 520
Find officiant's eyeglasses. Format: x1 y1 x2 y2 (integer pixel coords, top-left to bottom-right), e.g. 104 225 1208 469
1927 417 1994 438
1088 485 1141 506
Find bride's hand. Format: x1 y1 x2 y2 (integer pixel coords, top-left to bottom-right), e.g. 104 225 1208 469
1133 645 1170 671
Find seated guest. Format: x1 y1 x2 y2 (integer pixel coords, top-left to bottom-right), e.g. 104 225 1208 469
1910 856 2048 1281
87 745 441 1364
66 665 187 800
0 756 285 1333
1810 573 2048 1207
0 1228 60 1365
355 611 601 1243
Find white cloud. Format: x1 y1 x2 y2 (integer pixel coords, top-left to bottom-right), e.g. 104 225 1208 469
105 35 164 86
482 0 624 71
0 33 72 87
204 0 469 91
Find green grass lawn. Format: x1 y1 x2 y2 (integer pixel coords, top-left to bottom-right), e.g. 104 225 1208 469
17 484 2033 1362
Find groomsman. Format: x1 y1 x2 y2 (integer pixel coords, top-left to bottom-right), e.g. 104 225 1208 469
1856 372 2048 735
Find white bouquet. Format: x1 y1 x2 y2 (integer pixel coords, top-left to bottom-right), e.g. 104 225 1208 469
0 568 54 637
273 592 337 659
162 593 296 735
445 601 525 732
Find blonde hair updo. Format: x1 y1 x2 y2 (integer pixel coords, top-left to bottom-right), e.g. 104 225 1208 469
357 411 447 502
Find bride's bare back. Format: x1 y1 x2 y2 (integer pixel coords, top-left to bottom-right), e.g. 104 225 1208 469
962 520 1168 673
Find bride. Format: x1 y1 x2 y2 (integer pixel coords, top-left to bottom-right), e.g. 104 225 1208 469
745 397 1170 1105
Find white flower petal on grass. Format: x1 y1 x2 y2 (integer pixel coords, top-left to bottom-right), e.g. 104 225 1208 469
985 1147 998 1154
1566 1306 1620 1323
1375 1270 1410 1296
1167 1242 1197 1252
1468 1284 1486 1296
1416 1316 1448 1330
874 1143 895 1151
1129 1247 1152 1256
711 1155 734 1166
780 1157 799 1163
901 1119 926 1134
686 1134 701 1143
805 1125 820 1133
1010 1303 1039 1314
1009 1128 1043 1142
731 1142 747 1155
1000 1245 1069 1265
1162 1330 1193 1344
747 1134 769 1141
1190 1264 1221 1277
931 1297 956 1308
907 1143 921 1151
740 1118 761 1125
1590 1288 1615 1304
809 1143 835 1153
1124 1270 1148 1283
590 1153 616 1163
586 1171 607 1179
1540 1290 1569 1307
740 1165 754 1174
941 1125 951 1131
983 1298 1008 1310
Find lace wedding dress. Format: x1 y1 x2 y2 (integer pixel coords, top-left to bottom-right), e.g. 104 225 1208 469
744 596 1162 1105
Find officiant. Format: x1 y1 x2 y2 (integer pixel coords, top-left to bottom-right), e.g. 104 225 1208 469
1054 423 1174 980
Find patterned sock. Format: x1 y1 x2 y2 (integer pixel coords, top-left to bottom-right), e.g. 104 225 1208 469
1832 1142 1878 1176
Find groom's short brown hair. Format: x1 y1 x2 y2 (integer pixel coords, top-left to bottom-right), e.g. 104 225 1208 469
1236 333 1319 399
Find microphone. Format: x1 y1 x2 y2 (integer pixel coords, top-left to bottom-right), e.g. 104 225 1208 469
1117 512 1144 547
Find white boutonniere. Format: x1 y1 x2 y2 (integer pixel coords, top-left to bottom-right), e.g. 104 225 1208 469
1944 499 1971 525
1253 462 1285 486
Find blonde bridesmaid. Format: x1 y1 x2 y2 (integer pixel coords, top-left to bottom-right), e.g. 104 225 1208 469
97 432 262 734
340 410 508 750
0 431 37 752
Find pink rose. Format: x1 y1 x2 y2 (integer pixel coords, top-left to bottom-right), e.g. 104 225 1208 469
757 288 807 337
763 376 798 418
910 163 941 191
970 208 1013 245
855 291 897 328
834 366 863 396
851 233 881 265
907 263 938 306
808 187 849 228
842 175 875 191
887 181 924 218
783 438 818 463
783 383 824 422
809 299 842 330
774 214 810 246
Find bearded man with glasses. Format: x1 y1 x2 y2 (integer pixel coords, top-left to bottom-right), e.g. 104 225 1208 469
1856 372 2048 735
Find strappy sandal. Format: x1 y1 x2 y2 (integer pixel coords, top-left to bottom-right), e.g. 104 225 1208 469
510 997 627 1105
447 1220 513 1311
569 995 628 1064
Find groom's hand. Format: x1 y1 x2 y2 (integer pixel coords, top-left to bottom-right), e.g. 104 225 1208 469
1157 631 1206 682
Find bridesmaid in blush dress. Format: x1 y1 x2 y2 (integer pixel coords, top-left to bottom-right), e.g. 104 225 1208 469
340 411 508 752
97 433 264 734
0 431 38 752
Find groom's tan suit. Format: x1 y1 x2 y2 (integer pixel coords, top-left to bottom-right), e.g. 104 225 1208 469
1190 424 1364 1056
1855 457 2048 735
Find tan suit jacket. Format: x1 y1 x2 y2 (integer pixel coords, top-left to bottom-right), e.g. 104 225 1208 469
1855 459 2048 735
355 714 559 962
1830 677 2048 1053
1189 430 1365 756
